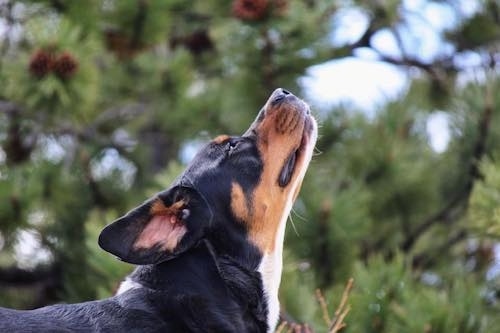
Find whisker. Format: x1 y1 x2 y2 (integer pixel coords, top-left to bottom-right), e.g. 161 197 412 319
291 207 308 222
288 214 300 237
313 146 323 156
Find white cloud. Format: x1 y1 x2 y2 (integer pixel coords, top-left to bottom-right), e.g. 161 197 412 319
300 57 408 116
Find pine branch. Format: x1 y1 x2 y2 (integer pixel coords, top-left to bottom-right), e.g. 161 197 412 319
362 83 493 260
80 149 110 209
0 263 64 309
315 289 331 327
1 101 38 164
328 278 353 333
130 0 148 49
260 28 277 92
324 15 458 78
0 264 59 286
317 200 333 287
400 85 493 253
0 100 20 115
0 1 14 65
278 311 313 333
301 279 354 333
412 229 467 268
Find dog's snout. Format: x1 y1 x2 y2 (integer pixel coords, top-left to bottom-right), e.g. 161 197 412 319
271 88 294 105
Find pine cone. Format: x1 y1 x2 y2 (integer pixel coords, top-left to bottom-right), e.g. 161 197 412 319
29 49 54 78
184 30 214 55
232 0 269 21
53 51 79 79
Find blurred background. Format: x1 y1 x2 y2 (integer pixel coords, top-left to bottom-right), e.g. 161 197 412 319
0 0 499 331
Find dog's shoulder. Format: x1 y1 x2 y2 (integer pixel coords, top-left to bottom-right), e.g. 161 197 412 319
117 242 268 332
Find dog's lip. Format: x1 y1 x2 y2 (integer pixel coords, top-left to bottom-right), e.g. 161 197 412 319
278 115 314 187
297 116 314 156
279 149 298 187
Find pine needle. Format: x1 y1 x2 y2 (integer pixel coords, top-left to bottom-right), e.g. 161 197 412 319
315 289 331 327
275 321 288 333
329 278 354 333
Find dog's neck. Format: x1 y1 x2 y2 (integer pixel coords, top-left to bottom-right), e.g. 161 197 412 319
201 237 283 333
117 218 286 332
256 200 292 332
206 214 288 333
118 241 269 331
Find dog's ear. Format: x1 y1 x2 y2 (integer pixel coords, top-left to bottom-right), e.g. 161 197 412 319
98 186 212 265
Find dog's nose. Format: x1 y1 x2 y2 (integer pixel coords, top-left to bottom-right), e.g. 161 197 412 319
271 88 293 105
275 88 292 97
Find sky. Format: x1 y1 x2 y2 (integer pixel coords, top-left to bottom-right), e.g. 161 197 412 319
300 0 481 153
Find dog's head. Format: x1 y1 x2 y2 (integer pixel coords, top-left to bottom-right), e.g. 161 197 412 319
99 88 317 265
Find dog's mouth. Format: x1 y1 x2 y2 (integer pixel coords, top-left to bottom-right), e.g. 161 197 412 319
279 149 298 187
278 117 313 188
234 88 318 255
244 88 316 190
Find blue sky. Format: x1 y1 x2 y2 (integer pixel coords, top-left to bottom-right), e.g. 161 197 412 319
300 0 482 153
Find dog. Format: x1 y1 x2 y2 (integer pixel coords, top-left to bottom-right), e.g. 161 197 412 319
0 88 318 332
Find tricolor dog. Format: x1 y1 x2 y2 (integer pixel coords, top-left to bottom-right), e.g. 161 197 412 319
0 88 318 332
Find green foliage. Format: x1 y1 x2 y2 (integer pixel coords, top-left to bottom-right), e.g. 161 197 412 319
0 0 499 331
345 255 494 333
5 17 100 123
469 158 500 236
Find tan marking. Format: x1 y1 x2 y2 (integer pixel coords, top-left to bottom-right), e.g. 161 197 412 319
241 99 311 254
213 135 230 144
150 198 186 216
231 182 250 222
133 199 188 251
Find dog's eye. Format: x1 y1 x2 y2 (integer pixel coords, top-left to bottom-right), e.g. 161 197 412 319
226 139 239 155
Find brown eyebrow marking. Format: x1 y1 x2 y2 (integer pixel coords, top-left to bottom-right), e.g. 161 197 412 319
150 199 186 216
213 135 230 144
133 198 189 252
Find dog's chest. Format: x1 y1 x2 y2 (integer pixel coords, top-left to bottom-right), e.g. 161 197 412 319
116 277 143 295
258 251 282 333
257 208 289 333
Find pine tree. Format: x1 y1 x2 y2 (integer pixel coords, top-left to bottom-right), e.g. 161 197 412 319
0 1 499 331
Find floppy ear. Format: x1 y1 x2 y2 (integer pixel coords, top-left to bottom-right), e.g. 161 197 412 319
98 186 212 265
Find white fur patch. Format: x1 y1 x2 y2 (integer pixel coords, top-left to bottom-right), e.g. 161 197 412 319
257 205 289 332
116 277 143 295
258 120 318 332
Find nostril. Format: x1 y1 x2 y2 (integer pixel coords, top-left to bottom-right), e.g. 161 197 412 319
270 88 293 106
